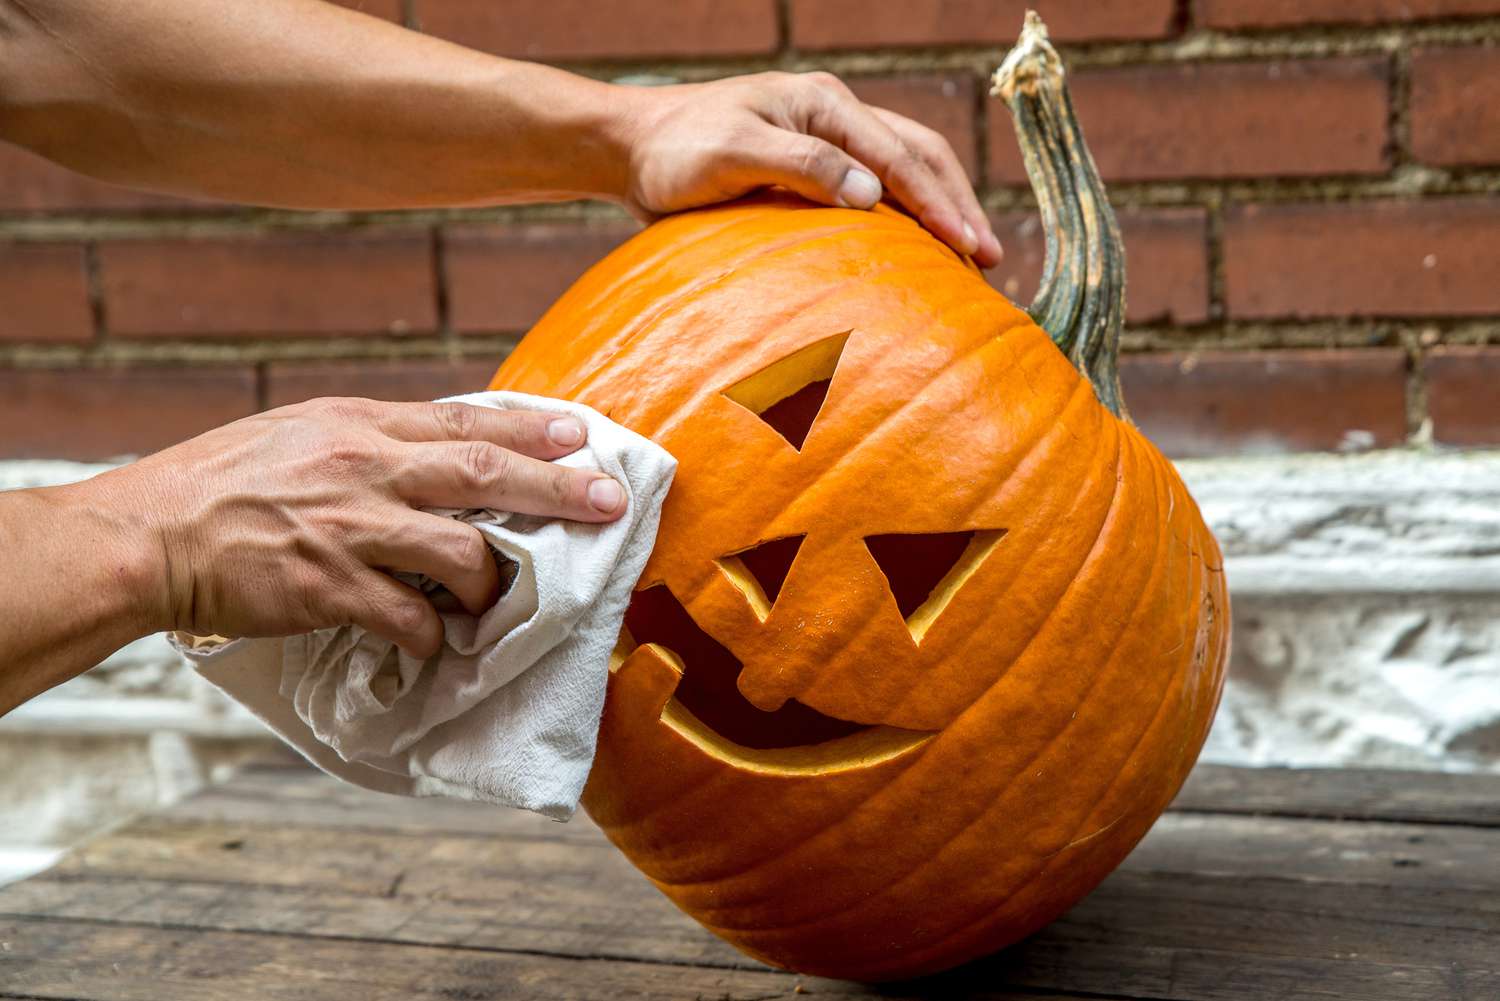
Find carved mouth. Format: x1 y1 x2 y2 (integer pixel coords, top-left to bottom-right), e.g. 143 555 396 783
623 584 879 750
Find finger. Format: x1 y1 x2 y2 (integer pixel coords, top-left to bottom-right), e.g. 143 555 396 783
362 513 502 616
734 123 885 210
342 569 444 660
798 79 978 258
873 107 1003 268
392 441 627 522
372 400 587 460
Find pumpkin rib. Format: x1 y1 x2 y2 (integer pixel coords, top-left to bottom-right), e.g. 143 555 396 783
523 214 876 401
902 474 1216 976
570 220 973 405
563 222 881 400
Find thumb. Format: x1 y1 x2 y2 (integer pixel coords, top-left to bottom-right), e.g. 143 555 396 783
748 128 885 210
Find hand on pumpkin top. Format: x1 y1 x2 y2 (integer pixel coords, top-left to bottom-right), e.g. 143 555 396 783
0 399 627 716
615 73 1003 268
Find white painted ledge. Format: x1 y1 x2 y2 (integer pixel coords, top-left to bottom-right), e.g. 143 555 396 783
3 448 1499 774
1180 449 1500 773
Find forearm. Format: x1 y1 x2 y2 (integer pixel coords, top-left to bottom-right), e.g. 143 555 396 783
0 0 633 209
0 472 165 716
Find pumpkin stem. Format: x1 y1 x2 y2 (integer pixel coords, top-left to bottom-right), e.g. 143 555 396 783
991 12 1129 420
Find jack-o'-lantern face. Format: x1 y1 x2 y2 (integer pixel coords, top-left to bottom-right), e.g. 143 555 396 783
612 327 1011 767
490 195 1228 982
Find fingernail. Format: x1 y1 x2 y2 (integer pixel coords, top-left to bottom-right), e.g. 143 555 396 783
587 478 624 513
983 228 1004 261
961 220 980 254
837 169 882 209
547 418 583 447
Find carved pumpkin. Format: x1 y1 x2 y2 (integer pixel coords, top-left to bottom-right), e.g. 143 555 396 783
489 15 1229 981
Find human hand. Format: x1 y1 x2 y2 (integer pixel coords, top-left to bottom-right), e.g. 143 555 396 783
115 398 626 659
614 72 1002 268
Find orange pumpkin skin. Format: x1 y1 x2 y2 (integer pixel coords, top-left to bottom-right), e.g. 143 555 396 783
488 194 1229 980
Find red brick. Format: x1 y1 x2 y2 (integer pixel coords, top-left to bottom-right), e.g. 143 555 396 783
0 244 94 343
989 58 1390 185
848 75 979 182
1199 0 1500 29
1426 346 1500 447
987 208 1210 326
415 0 777 60
1411 47 1500 168
445 222 638 334
0 366 258 460
263 359 501 410
1224 199 1500 319
0 142 194 213
791 0 1177 50
1121 349 1408 458
100 231 437 338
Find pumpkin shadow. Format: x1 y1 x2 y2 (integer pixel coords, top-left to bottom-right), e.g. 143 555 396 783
851 872 1197 999
852 945 1052 1000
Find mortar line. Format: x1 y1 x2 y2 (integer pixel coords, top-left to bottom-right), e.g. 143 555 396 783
80 241 109 346
1389 44 1415 168
429 225 455 351
5 162 1498 244
520 17 1500 81
1204 191 1226 324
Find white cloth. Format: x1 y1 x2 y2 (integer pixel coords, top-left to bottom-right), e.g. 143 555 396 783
174 391 676 820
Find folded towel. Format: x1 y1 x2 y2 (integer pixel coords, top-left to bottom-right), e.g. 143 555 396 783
174 390 676 820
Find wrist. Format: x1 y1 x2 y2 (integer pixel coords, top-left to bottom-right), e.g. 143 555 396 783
60 466 178 638
553 74 643 204
589 80 656 204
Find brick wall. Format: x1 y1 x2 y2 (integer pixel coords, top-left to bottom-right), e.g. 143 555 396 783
2 0 1497 460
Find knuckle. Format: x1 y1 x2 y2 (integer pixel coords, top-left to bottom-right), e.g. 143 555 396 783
459 441 509 492
549 469 576 508
389 599 428 635
321 439 378 477
436 401 479 441
890 145 934 188
317 396 372 423
793 137 837 180
453 528 492 574
802 70 847 95
908 124 947 157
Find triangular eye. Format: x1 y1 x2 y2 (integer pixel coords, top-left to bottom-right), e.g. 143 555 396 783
715 535 805 622
864 530 1006 644
722 331 849 451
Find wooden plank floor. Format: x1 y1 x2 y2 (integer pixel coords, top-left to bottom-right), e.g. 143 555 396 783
2 763 1497 1000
